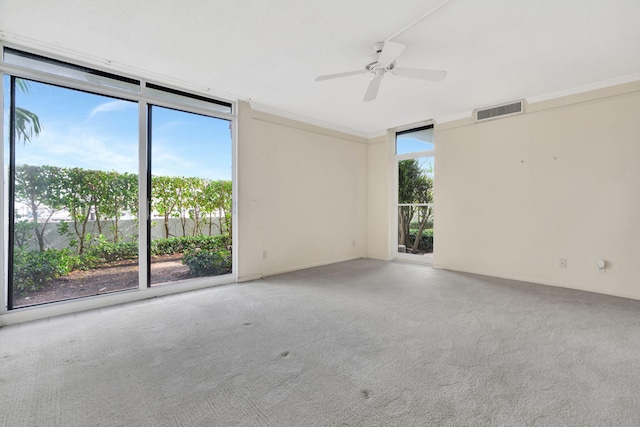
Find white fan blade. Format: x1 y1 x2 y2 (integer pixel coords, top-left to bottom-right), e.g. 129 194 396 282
363 75 383 102
377 41 406 67
315 70 363 81
392 67 447 82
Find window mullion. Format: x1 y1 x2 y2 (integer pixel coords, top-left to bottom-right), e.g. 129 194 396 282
6 76 17 310
138 101 149 290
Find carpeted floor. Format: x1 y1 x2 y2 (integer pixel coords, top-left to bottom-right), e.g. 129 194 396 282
1 259 639 426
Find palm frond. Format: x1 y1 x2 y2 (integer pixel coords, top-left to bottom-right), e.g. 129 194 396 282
15 107 43 144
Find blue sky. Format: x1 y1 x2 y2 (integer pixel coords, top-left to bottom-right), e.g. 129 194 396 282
4 76 232 180
396 128 434 156
396 129 434 178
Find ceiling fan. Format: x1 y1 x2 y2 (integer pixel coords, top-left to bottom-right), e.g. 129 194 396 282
314 0 452 102
315 41 447 102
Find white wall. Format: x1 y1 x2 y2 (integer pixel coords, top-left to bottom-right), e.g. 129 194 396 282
237 102 368 281
434 81 640 299
367 134 392 260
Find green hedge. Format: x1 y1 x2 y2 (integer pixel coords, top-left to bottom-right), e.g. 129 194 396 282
82 234 231 263
86 241 138 263
408 228 433 253
13 234 232 293
150 234 230 256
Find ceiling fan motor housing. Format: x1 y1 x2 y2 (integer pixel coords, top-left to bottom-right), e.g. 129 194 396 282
366 56 395 73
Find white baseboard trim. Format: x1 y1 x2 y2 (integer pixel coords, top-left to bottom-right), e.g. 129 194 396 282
439 266 640 302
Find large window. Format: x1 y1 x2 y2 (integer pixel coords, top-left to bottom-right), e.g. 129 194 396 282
395 125 434 262
2 48 234 310
149 105 232 286
6 77 139 307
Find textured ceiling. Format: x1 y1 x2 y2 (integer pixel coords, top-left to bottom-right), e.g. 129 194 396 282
2 0 640 137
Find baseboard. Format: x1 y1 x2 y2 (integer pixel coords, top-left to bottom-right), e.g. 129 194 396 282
237 273 264 283
261 256 365 279
439 266 640 301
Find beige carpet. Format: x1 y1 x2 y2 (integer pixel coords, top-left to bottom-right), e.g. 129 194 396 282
1 259 639 426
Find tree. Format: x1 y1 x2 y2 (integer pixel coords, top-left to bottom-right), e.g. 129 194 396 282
200 179 232 236
93 171 138 243
216 180 233 237
62 167 101 254
398 159 433 253
151 175 179 238
185 177 205 236
14 79 43 144
14 165 65 252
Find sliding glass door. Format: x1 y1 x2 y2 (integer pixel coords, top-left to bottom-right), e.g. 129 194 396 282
2 47 235 310
6 77 139 308
149 105 232 286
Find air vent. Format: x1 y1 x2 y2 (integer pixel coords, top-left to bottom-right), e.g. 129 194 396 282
475 100 524 122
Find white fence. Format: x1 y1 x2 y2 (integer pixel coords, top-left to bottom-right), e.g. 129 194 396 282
18 217 224 252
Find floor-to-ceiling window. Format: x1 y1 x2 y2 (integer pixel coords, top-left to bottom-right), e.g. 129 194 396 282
148 103 232 286
395 124 435 263
6 77 140 308
2 47 235 310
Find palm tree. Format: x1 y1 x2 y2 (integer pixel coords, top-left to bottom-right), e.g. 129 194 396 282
14 78 42 143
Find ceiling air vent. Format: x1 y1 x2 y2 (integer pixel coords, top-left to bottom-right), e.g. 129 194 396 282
475 100 524 122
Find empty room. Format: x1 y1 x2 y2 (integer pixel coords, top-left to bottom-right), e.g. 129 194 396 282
1 0 640 425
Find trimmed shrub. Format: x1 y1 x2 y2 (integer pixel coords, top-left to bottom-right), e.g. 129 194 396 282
12 234 233 293
71 253 102 271
83 234 230 262
13 248 73 292
151 234 230 256
87 241 138 263
182 249 232 277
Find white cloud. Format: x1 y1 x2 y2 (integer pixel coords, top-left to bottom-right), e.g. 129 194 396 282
89 100 135 117
17 125 138 174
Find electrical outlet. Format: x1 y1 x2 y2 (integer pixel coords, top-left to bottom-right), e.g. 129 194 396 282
559 258 567 268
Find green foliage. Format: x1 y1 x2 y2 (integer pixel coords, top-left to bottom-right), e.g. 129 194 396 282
13 248 72 292
398 159 434 252
92 171 138 243
62 167 103 254
12 234 232 292
71 253 101 271
14 164 66 252
13 220 35 250
151 234 230 256
15 165 231 251
151 175 232 238
398 159 432 204
14 79 43 144
151 175 180 238
182 249 232 277
86 241 138 263
77 234 230 263
409 228 434 253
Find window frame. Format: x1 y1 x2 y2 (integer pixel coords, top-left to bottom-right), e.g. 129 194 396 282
0 43 237 317
391 121 435 265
